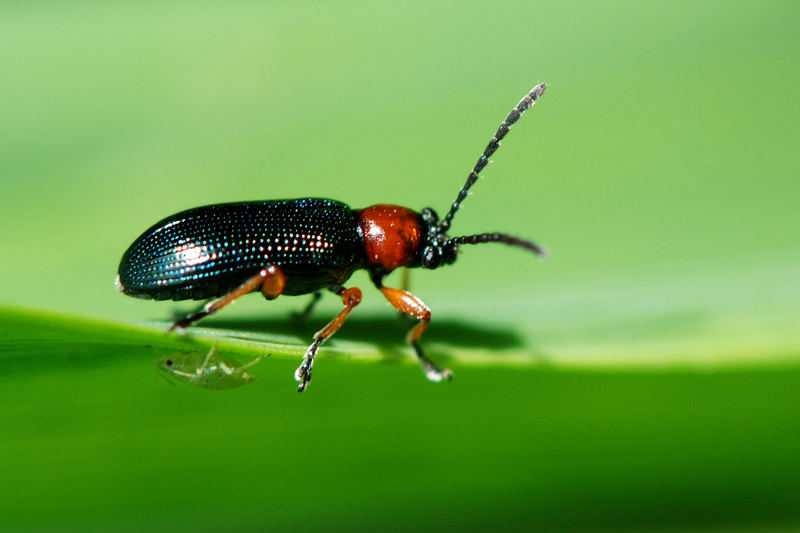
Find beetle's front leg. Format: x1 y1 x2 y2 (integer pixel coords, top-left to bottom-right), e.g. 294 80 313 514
295 287 362 392
379 286 452 382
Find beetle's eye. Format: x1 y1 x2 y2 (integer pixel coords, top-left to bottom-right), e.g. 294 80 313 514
166 360 173 366
421 246 441 269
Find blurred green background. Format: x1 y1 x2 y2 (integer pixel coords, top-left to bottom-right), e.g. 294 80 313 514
1 1 799 531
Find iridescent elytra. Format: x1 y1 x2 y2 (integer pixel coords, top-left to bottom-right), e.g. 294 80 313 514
117 83 548 392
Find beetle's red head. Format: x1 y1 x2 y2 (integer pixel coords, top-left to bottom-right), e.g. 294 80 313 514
355 204 452 273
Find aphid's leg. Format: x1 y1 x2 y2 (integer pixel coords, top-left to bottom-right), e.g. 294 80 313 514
290 291 323 322
240 354 265 370
198 345 217 373
217 362 236 375
295 287 362 392
380 287 452 382
168 266 287 331
168 369 197 381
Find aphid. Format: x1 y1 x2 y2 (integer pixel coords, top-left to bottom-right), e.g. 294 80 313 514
118 83 548 391
155 345 264 389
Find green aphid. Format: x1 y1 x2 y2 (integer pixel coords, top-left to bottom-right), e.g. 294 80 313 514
156 345 264 390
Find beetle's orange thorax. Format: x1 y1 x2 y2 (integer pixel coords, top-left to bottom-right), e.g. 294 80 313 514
355 204 424 272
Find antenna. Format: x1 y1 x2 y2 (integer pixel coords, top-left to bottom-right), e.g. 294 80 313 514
438 83 547 232
450 232 547 258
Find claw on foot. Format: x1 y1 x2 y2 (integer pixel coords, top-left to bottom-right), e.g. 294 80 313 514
295 365 311 392
294 361 311 392
423 365 453 383
294 342 318 392
296 378 310 393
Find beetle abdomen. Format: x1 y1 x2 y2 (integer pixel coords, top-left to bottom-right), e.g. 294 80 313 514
118 198 363 301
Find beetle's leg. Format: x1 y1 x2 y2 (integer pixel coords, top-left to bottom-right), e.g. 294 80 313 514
398 268 414 327
168 266 287 331
401 268 411 292
290 291 323 322
295 287 362 392
380 287 452 382
171 300 211 323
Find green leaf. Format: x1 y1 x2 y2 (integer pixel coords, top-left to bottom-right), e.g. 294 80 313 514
2 304 800 531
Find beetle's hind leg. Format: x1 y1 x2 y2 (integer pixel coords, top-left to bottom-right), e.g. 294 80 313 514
290 291 323 322
295 286 362 392
168 266 287 331
170 300 211 324
379 286 452 382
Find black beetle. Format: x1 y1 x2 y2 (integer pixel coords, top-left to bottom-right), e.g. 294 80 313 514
117 83 547 391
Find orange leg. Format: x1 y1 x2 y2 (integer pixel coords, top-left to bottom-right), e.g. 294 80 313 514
169 266 286 331
295 287 362 392
380 287 452 382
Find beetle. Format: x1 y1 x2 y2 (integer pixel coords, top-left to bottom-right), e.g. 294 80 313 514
117 83 547 391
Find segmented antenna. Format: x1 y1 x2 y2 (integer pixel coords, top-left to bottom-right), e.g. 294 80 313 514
450 233 546 258
438 83 547 232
